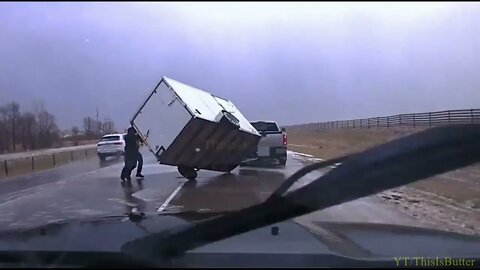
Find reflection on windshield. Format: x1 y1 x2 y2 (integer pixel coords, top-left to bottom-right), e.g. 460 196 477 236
163 169 288 213
121 180 146 215
0 2 479 267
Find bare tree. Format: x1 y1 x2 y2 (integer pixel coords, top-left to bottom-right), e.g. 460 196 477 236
83 117 95 136
5 102 20 151
71 126 79 136
0 100 61 152
18 112 37 151
0 106 8 153
102 119 116 134
95 120 103 135
71 126 80 146
37 109 59 148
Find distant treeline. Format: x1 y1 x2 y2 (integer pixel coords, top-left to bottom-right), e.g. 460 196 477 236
0 101 117 153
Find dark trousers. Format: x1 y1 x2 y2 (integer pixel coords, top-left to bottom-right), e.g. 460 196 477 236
136 152 143 175
121 153 138 179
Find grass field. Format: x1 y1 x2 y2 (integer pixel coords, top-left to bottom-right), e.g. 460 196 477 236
288 127 480 235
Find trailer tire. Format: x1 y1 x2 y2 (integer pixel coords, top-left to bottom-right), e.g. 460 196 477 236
227 164 239 172
178 165 197 180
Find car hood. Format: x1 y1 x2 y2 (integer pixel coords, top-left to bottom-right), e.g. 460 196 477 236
0 212 478 261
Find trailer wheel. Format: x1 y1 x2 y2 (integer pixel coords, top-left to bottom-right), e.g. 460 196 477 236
227 164 239 172
178 165 197 180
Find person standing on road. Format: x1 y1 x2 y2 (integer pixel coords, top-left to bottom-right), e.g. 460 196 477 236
120 127 142 182
135 138 144 179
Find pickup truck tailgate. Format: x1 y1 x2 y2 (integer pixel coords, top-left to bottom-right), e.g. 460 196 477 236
257 132 283 156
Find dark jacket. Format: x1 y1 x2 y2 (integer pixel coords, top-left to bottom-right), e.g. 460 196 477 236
124 133 141 156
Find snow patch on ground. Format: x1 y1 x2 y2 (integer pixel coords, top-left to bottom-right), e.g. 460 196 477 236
288 150 314 158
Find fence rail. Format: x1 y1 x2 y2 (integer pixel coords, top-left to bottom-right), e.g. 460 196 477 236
286 109 480 131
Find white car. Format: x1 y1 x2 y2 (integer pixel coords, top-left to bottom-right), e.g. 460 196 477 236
97 133 126 161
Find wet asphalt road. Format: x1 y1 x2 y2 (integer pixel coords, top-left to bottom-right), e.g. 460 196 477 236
0 150 424 231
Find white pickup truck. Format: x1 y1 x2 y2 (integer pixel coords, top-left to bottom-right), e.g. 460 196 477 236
242 121 287 166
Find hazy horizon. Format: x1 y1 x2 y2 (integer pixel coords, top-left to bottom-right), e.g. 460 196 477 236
1 2 480 130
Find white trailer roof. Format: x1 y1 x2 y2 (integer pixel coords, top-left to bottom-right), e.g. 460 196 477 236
162 76 260 136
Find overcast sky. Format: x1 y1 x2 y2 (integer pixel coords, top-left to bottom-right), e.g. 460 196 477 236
1 2 480 130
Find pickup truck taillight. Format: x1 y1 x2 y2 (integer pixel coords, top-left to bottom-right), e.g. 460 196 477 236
283 133 288 145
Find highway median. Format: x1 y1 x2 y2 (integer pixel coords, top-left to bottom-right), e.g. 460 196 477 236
0 144 98 179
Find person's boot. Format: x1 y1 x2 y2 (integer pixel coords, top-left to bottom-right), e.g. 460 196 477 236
120 167 127 182
136 173 144 179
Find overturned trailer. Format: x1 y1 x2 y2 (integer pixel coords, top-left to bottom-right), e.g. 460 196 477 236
130 76 261 180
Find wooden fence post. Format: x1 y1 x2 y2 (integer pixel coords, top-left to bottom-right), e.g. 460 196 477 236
429 112 432 127
413 114 416 128
31 157 34 171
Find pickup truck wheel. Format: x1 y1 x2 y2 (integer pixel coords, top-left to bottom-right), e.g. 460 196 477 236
178 165 197 180
98 154 106 161
279 158 287 166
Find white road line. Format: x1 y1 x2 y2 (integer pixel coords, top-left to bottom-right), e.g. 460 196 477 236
288 151 314 158
157 181 186 212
